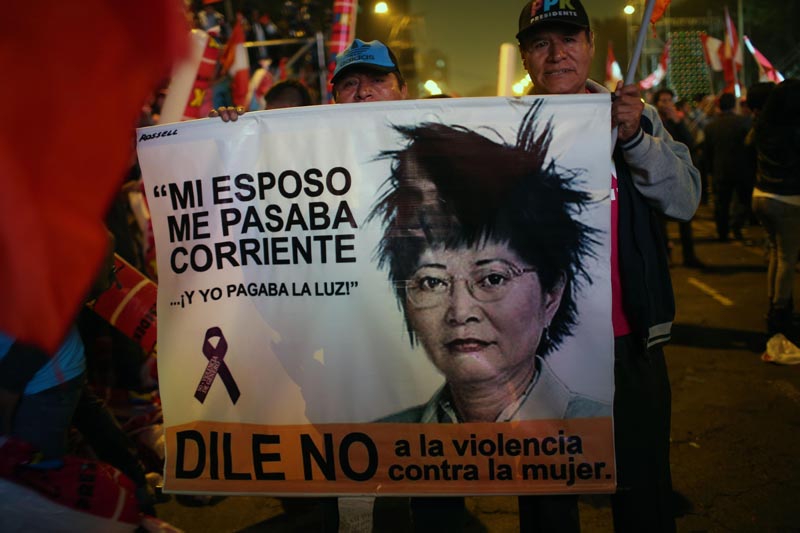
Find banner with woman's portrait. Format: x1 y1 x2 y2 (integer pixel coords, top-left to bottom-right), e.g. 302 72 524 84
137 94 614 496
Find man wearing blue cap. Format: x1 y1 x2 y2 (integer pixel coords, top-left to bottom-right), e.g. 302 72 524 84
212 38 406 120
514 0 700 532
331 39 407 103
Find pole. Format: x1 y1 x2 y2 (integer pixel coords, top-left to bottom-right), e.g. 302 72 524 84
625 13 632 70
625 0 657 85
315 32 328 105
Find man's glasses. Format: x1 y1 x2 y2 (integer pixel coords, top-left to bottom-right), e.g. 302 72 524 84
400 266 536 309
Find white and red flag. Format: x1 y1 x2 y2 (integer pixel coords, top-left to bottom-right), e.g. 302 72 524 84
700 33 724 72
605 42 623 91
743 36 784 83
220 14 251 107
639 40 670 90
722 6 743 93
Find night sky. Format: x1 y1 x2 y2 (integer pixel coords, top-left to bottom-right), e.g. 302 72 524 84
401 0 638 96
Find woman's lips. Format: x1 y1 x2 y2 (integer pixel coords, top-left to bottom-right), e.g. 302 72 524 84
446 338 490 353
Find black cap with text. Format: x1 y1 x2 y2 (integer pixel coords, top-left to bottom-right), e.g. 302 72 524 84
516 0 590 41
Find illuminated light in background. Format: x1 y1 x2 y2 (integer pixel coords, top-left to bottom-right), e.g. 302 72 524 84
374 2 389 14
623 5 635 15
512 75 532 96
424 79 443 95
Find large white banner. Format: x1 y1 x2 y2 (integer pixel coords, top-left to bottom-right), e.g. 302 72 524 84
137 95 615 496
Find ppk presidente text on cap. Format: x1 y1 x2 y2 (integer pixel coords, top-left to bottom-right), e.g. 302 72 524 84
332 39 401 84
516 0 591 40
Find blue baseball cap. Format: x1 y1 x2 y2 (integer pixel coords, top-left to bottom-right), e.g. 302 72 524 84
332 39 403 85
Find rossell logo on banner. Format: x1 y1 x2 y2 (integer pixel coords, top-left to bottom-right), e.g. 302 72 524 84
136 95 615 496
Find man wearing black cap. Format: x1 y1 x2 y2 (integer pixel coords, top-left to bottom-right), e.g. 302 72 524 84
331 38 407 103
515 1 700 532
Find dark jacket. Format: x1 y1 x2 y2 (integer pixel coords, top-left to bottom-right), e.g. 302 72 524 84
586 81 701 348
754 118 800 196
704 111 753 184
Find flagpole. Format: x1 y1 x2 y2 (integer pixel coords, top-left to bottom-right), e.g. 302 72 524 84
625 0 657 85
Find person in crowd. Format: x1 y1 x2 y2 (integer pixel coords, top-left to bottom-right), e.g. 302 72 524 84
330 39 408 104
704 92 753 241
514 0 700 530
686 93 715 205
0 331 86 461
654 88 705 268
744 82 777 226
246 9 280 73
197 0 229 41
370 101 610 425
265 79 312 109
211 38 406 121
751 79 800 338
0 234 156 514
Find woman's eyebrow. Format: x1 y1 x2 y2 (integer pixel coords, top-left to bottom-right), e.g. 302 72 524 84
412 263 447 272
474 258 515 268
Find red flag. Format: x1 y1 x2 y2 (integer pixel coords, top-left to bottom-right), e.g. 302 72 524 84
605 42 623 92
0 1 187 352
220 15 251 107
650 0 672 24
722 6 743 92
743 36 784 83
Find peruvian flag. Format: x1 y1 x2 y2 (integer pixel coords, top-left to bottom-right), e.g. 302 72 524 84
722 6 743 91
743 36 784 83
220 14 251 107
639 40 670 90
700 33 724 72
605 41 623 91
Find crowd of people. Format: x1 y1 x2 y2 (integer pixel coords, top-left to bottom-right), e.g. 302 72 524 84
2 0 798 531
643 79 799 338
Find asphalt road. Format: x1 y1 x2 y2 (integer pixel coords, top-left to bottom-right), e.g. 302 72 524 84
154 204 800 532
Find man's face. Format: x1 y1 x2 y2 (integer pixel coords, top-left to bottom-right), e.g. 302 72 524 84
655 92 675 117
333 68 407 103
519 24 594 96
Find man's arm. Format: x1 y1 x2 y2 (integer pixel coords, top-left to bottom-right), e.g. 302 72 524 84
617 98 701 222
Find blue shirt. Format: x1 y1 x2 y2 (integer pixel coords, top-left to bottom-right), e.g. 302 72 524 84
0 328 86 395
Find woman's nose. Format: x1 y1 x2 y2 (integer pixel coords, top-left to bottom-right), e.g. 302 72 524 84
445 280 481 324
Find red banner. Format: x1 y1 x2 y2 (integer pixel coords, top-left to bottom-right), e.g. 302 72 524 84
89 255 158 356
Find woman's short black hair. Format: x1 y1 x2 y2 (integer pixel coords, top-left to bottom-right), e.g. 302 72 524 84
367 100 598 354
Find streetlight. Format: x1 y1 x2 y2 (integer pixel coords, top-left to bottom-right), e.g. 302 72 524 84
374 2 389 15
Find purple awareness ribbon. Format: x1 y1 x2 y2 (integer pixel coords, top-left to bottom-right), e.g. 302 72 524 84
194 327 240 404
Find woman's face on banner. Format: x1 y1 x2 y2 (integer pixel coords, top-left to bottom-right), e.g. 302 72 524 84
404 241 564 386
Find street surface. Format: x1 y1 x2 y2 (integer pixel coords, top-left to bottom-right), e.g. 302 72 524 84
154 204 800 532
